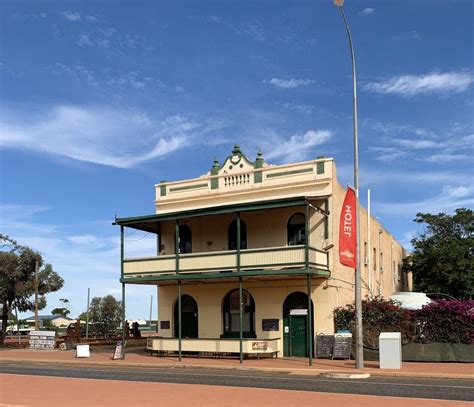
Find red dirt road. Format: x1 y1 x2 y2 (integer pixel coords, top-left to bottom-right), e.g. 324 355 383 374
0 374 470 407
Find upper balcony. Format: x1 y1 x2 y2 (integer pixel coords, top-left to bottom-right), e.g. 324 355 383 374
122 245 329 284
155 146 334 214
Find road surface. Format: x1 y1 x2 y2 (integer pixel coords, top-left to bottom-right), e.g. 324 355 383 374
1 361 472 402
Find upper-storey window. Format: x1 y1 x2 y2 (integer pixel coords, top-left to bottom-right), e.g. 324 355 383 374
179 224 192 254
288 213 306 246
228 219 247 250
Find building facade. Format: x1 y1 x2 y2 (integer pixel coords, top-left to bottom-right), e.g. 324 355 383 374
115 146 408 362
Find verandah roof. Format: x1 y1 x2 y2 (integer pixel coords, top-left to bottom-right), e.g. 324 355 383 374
113 196 315 233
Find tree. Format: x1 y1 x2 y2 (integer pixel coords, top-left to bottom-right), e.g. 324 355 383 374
403 208 473 299
51 298 70 317
51 308 70 317
86 295 123 337
0 234 64 344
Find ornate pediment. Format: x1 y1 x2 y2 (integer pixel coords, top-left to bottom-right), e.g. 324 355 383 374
210 145 265 176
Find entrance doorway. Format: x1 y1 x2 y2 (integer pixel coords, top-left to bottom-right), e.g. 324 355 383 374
174 295 198 338
283 291 314 357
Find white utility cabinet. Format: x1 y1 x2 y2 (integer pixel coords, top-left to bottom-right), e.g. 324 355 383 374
379 332 402 369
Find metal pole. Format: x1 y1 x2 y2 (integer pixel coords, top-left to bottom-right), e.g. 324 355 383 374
307 274 313 366
336 3 364 369
368 190 372 296
85 288 90 340
121 283 126 359
239 277 243 364
120 226 126 358
34 260 39 331
178 281 182 361
149 294 153 333
237 213 243 364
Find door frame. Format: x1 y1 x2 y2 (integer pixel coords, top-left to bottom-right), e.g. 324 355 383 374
282 291 314 357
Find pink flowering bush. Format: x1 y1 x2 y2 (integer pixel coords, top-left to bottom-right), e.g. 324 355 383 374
413 300 474 344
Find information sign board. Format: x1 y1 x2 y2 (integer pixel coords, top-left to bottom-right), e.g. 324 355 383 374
29 331 56 350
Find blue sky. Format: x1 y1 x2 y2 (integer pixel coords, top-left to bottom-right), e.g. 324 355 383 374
1 1 473 319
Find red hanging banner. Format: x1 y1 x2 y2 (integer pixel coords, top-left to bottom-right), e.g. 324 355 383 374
339 187 357 269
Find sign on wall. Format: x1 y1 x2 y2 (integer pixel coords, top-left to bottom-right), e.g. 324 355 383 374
252 341 268 351
290 309 308 316
262 319 279 331
160 321 170 330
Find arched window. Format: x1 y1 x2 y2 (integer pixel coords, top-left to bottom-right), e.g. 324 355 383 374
287 213 306 246
221 289 256 338
179 224 192 254
228 219 247 250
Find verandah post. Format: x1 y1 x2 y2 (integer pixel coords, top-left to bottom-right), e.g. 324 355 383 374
305 201 313 366
178 280 182 361
120 226 126 358
307 274 313 367
237 213 243 364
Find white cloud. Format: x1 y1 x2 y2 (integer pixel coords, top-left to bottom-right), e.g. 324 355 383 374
391 138 444 150
280 102 314 114
265 129 332 162
374 184 474 217
58 11 82 21
1 203 158 318
264 78 314 89
54 64 165 90
0 105 220 168
364 71 473 96
423 154 471 163
360 8 376 16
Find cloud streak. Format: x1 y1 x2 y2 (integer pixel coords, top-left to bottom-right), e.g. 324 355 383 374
264 129 332 162
263 78 314 89
360 8 376 16
374 184 474 217
364 71 473 96
0 105 221 168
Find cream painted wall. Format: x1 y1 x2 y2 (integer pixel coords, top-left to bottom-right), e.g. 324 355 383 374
330 169 407 308
158 203 329 256
157 278 334 349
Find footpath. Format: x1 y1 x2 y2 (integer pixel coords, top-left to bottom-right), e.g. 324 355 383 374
1 347 472 380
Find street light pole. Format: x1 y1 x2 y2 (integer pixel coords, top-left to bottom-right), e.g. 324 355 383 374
333 0 364 369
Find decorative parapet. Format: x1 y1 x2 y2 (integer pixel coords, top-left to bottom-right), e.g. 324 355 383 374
155 146 333 212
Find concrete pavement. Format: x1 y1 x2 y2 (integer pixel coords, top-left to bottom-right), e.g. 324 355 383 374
0 347 472 380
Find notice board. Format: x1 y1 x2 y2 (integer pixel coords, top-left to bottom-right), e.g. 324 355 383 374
29 331 56 350
332 334 352 359
113 340 124 360
316 333 334 359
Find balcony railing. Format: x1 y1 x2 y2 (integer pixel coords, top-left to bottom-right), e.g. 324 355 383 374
122 245 329 277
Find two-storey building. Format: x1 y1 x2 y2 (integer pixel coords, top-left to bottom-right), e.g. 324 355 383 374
115 145 408 363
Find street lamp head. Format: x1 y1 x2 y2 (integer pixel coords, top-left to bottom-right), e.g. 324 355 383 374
333 0 344 7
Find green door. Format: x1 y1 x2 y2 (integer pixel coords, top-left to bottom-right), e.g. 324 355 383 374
180 312 198 338
283 315 307 357
174 295 198 339
291 316 307 357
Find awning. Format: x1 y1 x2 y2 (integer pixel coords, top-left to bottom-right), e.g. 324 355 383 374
114 196 312 233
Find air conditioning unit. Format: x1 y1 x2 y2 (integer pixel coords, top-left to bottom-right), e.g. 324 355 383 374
380 266 384 273
364 257 369 266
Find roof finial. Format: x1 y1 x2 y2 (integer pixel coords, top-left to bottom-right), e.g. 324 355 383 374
232 144 242 155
